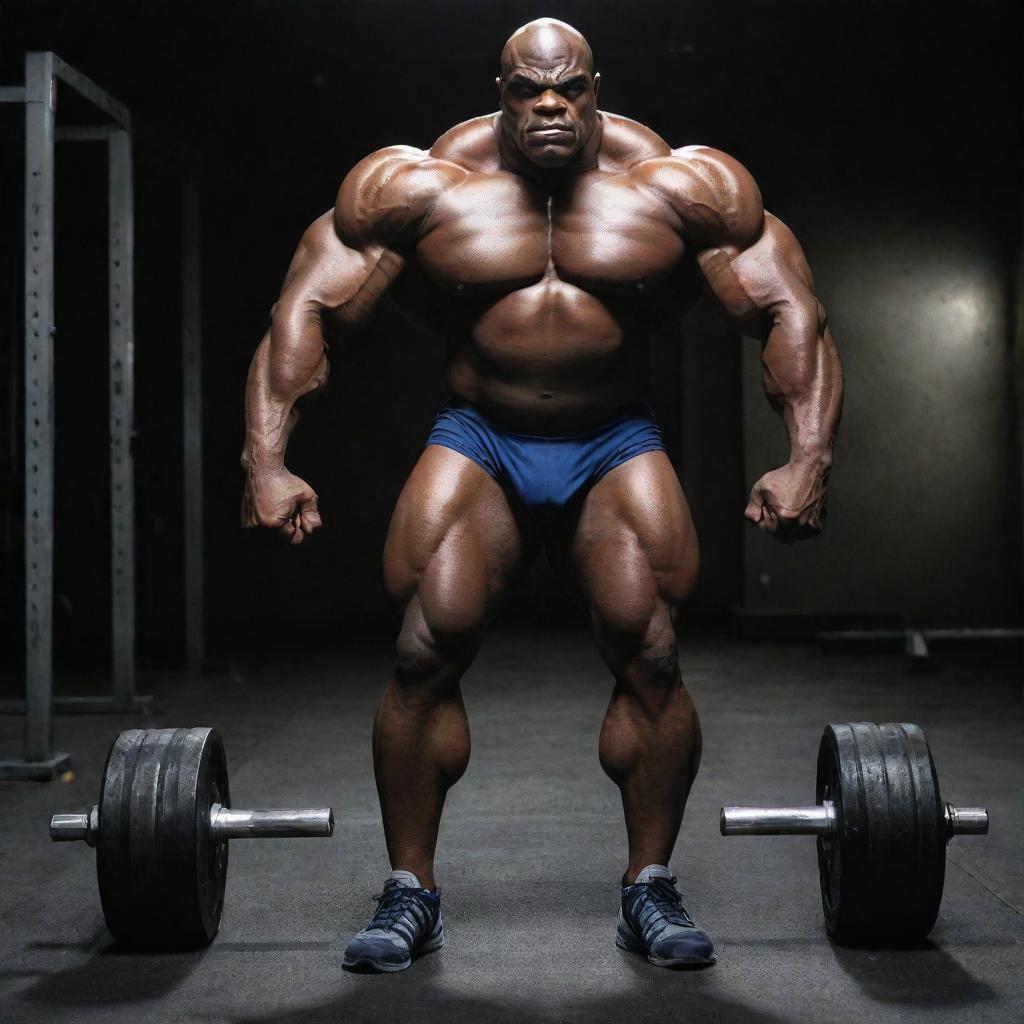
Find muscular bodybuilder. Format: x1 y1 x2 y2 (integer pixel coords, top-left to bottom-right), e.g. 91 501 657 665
241 19 843 972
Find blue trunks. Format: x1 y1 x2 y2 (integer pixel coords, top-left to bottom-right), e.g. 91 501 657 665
425 397 666 520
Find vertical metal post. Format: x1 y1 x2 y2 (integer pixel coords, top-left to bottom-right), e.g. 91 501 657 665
182 168 204 674
108 129 135 703
1 54 150 750
1015 207 1024 591
22 52 57 764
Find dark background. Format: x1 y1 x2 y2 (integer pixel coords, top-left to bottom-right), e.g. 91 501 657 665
0 0 1020 675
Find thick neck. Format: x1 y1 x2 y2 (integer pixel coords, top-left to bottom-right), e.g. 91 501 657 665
494 111 603 188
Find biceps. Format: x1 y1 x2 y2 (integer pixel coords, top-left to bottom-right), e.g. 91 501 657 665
272 214 404 336
698 213 820 334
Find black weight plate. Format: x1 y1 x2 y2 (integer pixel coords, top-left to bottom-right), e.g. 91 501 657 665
95 729 148 945
815 722 946 944
97 727 230 949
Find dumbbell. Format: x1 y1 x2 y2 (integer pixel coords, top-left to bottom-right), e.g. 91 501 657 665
720 722 988 943
50 727 335 950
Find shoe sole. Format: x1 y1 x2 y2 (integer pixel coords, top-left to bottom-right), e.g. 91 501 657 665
343 932 444 973
615 931 716 967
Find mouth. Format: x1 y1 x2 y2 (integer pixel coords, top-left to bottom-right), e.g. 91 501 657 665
525 126 575 145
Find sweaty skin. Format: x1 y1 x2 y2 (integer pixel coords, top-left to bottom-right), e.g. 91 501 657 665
242 19 843 890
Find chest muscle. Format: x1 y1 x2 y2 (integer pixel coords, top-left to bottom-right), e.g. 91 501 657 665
415 170 683 297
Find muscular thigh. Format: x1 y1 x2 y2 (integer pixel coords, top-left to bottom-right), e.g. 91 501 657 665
546 451 699 639
384 445 537 639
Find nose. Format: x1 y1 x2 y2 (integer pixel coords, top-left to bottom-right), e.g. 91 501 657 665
534 89 567 114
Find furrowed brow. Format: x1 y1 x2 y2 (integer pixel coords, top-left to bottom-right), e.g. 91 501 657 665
506 73 541 87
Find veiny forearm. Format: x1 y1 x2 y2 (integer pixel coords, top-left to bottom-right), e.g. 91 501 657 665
761 300 843 468
242 305 329 472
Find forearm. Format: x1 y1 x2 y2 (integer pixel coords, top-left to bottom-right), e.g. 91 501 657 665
761 301 843 469
242 307 329 472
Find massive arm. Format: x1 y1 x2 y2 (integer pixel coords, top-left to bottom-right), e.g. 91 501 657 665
241 145 466 543
645 147 844 540
243 215 403 477
240 213 404 543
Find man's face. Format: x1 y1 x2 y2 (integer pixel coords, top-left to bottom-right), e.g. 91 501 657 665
498 65 600 169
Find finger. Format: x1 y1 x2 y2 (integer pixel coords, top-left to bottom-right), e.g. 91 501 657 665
744 496 763 524
290 511 304 545
298 493 321 534
241 491 257 528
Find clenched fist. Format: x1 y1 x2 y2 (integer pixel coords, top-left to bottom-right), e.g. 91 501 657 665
242 466 322 545
744 459 829 543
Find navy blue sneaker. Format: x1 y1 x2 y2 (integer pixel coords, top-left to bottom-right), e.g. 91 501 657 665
617 864 716 966
343 870 444 972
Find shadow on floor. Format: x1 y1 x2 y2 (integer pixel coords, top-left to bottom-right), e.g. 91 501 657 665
231 991 799 1024
3 931 206 1008
830 938 997 1007
223 952 793 1024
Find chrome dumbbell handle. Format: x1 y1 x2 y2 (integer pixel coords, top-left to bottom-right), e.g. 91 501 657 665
720 801 988 839
51 803 334 843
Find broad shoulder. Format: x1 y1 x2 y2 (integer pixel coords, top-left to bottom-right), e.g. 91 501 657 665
598 112 672 169
335 144 468 247
633 145 764 249
430 114 502 171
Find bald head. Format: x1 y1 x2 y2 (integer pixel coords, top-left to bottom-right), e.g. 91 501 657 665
500 18 594 79
496 18 601 173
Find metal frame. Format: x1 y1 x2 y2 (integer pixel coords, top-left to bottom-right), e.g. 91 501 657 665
182 168 204 675
0 52 158 781
817 627 1024 673
108 126 137 703
1016 206 1024 601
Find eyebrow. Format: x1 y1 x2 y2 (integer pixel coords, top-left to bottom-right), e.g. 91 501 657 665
506 73 589 90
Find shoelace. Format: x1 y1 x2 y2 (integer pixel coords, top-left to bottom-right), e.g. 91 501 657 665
629 876 695 934
369 885 430 932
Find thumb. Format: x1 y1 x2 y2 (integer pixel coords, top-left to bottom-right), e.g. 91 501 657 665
744 491 764 524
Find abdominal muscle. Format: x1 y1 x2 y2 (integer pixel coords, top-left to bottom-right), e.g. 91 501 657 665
444 276 649 435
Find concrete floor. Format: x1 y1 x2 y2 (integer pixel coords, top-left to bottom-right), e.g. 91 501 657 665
1 625 1021 1024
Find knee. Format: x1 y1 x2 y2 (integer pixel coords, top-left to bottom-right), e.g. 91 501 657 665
394 603 483 694
597 607 681 693
625 625 681 692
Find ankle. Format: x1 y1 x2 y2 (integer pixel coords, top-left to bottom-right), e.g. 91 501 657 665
393 866 437 891
622 861 671 886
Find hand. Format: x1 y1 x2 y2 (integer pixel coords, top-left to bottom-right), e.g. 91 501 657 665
241 466 322 545
744 459 829 543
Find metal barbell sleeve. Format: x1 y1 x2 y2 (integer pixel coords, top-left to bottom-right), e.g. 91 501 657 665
51 803 334 843
945 805 988 837
720 801 989 840
208 804 334 839
720 803 836 836
50 805 99 845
